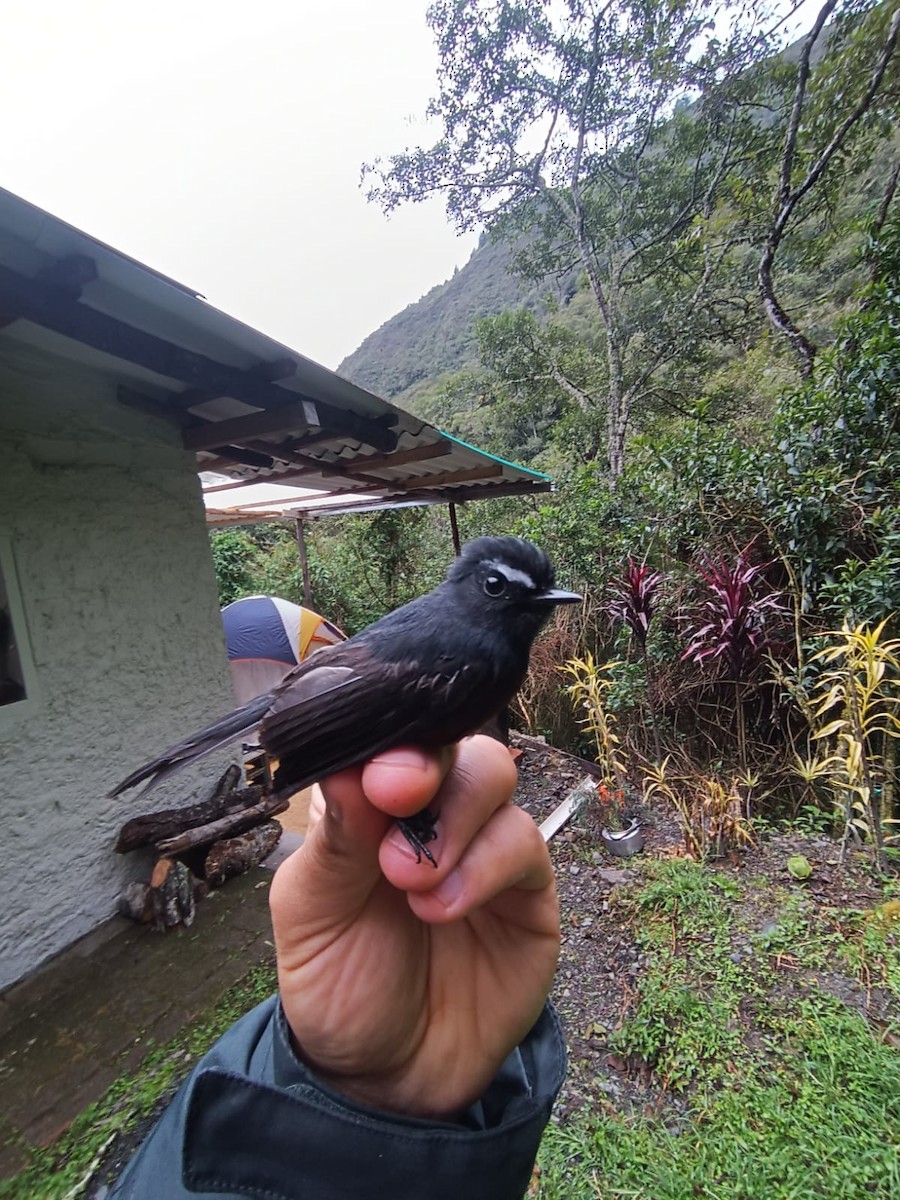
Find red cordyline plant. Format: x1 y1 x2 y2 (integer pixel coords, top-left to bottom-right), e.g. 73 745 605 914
607 556 665 648
608 556 666 760
681 547 786 775
681 550 784 678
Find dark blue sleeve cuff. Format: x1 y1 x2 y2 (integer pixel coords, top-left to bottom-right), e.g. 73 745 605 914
182 1000 565 1200
112 995 566 1200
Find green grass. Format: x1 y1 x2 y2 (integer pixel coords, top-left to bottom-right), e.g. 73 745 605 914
5 860 899 1200
0 962 277 1200
539 859 900 1200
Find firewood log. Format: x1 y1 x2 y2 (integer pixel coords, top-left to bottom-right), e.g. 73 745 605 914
119 858 204 929
204 821 283 887
114 767 261 853
155 794 288 856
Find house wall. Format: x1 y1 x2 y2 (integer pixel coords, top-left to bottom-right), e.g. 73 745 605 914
0 339 235 990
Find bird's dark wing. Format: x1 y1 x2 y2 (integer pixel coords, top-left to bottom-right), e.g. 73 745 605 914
108 618 506 802
259 644 494 797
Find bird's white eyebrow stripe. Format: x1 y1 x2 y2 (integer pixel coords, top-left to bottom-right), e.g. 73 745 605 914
486 560 536 589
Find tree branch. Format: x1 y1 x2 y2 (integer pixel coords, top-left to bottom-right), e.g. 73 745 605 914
759 4 900 374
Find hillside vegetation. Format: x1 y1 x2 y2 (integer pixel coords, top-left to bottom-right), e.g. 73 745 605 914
209 8 900 1189
338 233 581 411
216 0 900 868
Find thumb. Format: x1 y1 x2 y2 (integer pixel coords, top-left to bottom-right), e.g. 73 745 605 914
270 765 391 936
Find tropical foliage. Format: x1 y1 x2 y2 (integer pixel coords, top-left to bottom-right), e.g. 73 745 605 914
213 1 900 868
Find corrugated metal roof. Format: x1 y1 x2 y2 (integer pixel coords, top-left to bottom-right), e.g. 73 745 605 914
0 187 551 522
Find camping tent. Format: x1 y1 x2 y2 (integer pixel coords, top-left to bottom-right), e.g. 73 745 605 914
221 595 345 706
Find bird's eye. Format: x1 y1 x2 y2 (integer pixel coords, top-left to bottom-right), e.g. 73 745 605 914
483 573 506 597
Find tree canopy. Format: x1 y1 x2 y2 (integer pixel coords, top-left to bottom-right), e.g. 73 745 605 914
365 0 900 475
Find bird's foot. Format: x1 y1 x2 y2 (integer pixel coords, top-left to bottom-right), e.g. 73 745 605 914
397 809 439 868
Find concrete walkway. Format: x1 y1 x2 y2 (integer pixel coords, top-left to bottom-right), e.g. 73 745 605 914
0 859 288 1182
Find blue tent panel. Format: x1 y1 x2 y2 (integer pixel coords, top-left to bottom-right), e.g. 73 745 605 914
222 596 296 667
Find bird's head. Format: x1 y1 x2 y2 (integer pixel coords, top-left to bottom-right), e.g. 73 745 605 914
448 536 581 642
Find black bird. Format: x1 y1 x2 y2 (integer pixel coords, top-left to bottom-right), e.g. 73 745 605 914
109 536 581 863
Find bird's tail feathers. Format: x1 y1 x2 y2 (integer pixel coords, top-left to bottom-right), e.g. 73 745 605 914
108 693 272 799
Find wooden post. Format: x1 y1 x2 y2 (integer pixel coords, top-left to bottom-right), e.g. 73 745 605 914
295 516 313 608
448 502 461 556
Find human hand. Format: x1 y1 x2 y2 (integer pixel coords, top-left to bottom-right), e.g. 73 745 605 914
268 735 559 1119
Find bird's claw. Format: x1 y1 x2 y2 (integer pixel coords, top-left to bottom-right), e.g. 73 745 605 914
397 809 439 868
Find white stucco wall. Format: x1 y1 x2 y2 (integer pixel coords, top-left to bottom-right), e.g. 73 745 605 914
0 340 235 990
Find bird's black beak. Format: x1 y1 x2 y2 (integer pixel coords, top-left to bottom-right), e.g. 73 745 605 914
533 588 583 605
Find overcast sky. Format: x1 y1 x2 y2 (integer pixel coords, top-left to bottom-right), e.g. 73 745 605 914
0 0 476 370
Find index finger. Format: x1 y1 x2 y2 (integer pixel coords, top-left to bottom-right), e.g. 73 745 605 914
379 735 520 889
360 744 456 817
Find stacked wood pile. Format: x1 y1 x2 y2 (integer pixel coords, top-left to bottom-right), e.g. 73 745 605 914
116 764 287 930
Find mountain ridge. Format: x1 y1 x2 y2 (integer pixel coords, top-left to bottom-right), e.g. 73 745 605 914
337 233 573 409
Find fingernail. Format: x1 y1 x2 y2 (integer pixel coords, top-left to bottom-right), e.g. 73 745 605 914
432 868 464 909
370 748 431 771
386 826 419 858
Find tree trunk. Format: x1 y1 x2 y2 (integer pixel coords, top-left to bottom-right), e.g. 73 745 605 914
564 188 630 479
604 316 629 480
757 242 817 377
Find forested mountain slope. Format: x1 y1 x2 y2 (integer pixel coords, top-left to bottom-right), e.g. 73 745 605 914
338 11 896 465
337 234 578 409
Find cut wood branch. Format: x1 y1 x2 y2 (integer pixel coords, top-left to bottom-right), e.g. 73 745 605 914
114 765 252 853
539 777 599 843
156 794 289 856
149 858 198 929
204 821 283 887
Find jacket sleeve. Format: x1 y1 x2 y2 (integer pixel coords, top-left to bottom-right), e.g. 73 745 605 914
110 995 567 1200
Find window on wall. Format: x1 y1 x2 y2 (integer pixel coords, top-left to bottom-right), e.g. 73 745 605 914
0 538 35 711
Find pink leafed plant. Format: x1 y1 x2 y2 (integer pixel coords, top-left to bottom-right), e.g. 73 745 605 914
608 556 665 648
681 549 784 679
608 556 666 760
681 547 785 776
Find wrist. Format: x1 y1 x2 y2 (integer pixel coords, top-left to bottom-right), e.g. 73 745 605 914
281 1015 480 1119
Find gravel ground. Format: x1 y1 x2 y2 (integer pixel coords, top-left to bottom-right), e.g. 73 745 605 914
86 737 895 1194
511 735 895 1120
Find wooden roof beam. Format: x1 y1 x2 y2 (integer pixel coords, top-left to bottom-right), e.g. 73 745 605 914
0 262 398 452
201 474 379 510
242 453 390 490
238 439 330 470
118 388 277 468
208 445 276 469
391 465 499 492
215 465 502 512
182 401 319 450
0 253 98 331
268 479 552 521
179 398 398 456
206 478 552 524
341 441 452 473
127 379 395 463
169 357 299 410
205 508 288 525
